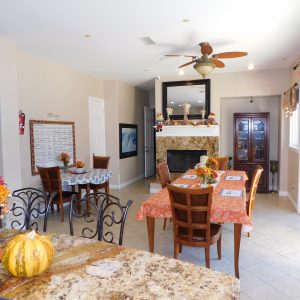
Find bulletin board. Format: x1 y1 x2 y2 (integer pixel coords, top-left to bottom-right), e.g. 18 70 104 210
30 120 76 175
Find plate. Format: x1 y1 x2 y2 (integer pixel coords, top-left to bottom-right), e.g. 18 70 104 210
225 175 243 181
172 183 190 188
220 189 243 197
181 175 197 179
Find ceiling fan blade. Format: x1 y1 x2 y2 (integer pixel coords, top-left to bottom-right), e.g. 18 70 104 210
200 42 213 55
178 60 195 68
165 54 197 58
211 58 225 68
212 51 248 59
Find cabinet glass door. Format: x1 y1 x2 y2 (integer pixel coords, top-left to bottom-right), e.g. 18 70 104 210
237 119 250 160
252 118 266 161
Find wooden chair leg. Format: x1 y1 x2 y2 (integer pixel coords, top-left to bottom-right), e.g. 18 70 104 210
217 235 222 260
205 247 210 269
60 202 64 222
174 242 179 259
105 181 109 194
247 232 250 238
179 244 182 253
163 218 167 230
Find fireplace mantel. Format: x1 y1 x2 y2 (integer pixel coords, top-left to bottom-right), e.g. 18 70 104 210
156 125 219 137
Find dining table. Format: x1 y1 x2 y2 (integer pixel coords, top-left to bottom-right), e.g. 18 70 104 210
136 169 251 279
0 229 240 299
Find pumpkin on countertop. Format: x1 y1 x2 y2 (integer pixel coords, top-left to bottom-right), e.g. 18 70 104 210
2 230 54 277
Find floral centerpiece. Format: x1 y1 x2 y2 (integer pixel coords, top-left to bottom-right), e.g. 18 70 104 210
58 152 70 173
195 166 219 184
206 157 219 170
75 161 85 174
0 177 11 220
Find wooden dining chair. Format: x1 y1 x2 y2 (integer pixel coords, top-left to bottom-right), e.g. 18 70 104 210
167 184 222 269
214 156 229 171
246 165 263 237
78 155 110 198
157 162 172 230
69 192 132 245
37 166 77 222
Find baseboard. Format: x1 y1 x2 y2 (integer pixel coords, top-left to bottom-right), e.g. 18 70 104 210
287 193 298 212
278 191 289 197
110 174 144 190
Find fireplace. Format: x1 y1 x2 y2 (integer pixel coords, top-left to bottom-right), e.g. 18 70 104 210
167 150 207 173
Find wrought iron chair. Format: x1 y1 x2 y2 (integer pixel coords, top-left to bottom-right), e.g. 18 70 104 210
69 192 132 245
9 188 48 231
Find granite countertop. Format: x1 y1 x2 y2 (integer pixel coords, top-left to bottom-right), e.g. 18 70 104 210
0 229 239 299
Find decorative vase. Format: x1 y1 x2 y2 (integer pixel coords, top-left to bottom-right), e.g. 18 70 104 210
270 160 279 193
63 162 68 173
75 168 84 174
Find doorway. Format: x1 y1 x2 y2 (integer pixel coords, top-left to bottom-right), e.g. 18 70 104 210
89 97 106 167
144 107 155 177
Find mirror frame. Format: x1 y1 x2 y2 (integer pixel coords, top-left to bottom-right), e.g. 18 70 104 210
162 79 211 120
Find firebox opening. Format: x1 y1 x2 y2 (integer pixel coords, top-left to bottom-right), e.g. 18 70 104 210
167 150 208 173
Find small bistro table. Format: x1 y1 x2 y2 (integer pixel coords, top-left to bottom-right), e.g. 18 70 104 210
61 168 112 194
136 169 251 279
0 229 239 299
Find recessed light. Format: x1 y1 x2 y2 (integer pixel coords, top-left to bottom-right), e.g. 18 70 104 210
248 64 254 70
178 104 182 107
144 69 149 72
197 100 202 103
182 18 190 23
178 69 184 76
170 101 175 104
84 34 91 38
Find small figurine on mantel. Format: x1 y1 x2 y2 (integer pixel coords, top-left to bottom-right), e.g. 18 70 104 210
207 112 218 126
166 107 173 124
182 103 191 122
154 113 164 132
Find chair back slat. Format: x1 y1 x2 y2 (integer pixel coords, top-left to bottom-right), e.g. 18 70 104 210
37 166 62 193
214 156 229 170
167 185 213 246
93 155 110 169
247 166 263 220
157 162 172 188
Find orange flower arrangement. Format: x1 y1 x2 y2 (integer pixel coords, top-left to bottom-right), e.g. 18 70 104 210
75 161 85 168
195 167 219 184
0 176 11 218
58 152 70 163
206 157 219 170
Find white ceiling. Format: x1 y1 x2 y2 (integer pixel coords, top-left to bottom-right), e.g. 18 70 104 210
0 0 300 91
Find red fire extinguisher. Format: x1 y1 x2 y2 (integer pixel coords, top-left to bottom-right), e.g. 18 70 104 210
19 110 25 135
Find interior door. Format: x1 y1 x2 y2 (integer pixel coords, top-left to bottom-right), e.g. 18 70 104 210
144 107 155 178
89 97 106 167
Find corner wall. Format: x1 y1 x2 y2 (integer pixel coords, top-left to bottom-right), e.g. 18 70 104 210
0 38 22 190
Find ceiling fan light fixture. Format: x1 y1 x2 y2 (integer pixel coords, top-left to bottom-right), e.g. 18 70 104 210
193 62 215 78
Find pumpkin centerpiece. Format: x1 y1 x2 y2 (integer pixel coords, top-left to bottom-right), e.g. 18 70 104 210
2 230 54 277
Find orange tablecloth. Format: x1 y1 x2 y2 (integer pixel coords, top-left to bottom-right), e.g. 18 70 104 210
136 169 251 226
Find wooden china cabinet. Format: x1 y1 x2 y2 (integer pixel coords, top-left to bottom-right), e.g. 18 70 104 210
233 113 269 193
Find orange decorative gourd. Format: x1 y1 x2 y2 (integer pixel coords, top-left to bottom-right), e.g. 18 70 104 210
2 230 54 277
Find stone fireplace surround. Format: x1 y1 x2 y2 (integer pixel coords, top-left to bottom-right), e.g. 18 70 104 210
156 125 219 168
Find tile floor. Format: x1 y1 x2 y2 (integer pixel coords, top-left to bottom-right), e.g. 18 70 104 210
33 180 300 299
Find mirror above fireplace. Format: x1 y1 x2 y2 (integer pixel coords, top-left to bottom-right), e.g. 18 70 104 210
162 79 210 120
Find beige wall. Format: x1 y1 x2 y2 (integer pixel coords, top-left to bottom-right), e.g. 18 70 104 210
287 55 300 211
104 80 149 188
16 51 103 187
0 38 22 190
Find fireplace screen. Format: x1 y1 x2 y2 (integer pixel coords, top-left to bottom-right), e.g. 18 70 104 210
167 150 207 173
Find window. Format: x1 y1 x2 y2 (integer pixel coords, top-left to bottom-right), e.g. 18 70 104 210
289 103 299 149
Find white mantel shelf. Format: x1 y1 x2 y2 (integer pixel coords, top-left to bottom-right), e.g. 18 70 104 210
156 125 219 137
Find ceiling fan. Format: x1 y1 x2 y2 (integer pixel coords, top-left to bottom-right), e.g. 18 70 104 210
165 42 248 78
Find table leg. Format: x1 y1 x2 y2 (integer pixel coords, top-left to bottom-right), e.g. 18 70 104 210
234 223 242 279
86 184 90 211
147 216 155 253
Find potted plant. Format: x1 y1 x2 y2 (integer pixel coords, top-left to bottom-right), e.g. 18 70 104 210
58 152 70 173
